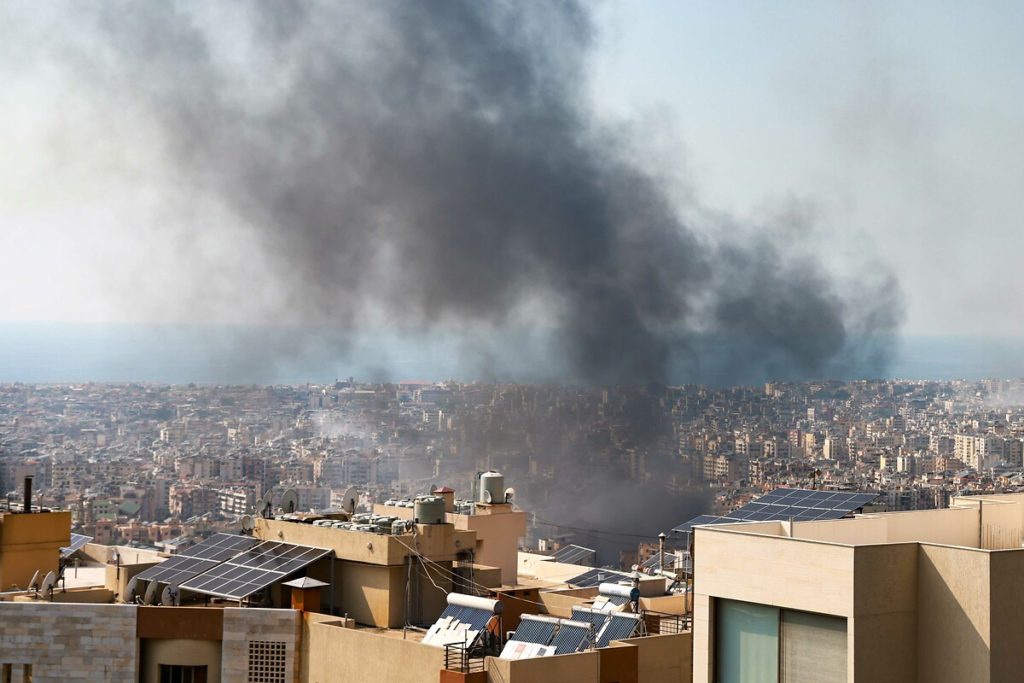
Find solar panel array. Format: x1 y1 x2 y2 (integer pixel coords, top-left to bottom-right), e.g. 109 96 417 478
565 568 630 588
60 533 92 558
673 488 878 534
180 541 331 599
135 534 259 586
511 616 559 646
595 613 642 647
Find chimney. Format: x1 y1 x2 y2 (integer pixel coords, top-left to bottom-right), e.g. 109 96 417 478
23 476 33 514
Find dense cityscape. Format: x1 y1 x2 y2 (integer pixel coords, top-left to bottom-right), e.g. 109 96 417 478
4 378 1023 568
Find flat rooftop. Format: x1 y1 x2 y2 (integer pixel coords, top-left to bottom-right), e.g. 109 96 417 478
696 492 1024 551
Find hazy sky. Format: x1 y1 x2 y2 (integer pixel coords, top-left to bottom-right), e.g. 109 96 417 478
2 0 1022 337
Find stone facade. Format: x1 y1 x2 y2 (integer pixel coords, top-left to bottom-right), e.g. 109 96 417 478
0 602 138 682
222 608 302 683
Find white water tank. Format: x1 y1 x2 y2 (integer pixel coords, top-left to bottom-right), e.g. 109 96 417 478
479 471 505 504
414 496 445 524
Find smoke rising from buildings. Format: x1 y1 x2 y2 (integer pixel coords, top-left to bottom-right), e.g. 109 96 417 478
13 0 902 385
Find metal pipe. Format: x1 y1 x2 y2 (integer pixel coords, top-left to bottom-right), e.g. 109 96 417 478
23 476 32 513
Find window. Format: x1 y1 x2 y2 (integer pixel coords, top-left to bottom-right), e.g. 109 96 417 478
716 600 847 683
159 665 208 683
248 641 287 683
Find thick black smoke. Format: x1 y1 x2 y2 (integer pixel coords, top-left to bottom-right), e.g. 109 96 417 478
33 1 901 384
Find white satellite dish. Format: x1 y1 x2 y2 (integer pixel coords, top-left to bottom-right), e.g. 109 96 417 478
161 585 180 606
504 487 515 504
40 571 57 599
339 486 358 514
482 489 493 503
281 489 299 513
125 577 139 603
241 515 255 533
259 491 274 518
144 581 160 605
28 570 41 592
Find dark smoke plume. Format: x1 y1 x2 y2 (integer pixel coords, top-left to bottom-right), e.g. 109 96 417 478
22 0 901 384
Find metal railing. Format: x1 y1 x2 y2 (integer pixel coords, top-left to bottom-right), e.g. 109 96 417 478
443 643 485 673
642 610 692 635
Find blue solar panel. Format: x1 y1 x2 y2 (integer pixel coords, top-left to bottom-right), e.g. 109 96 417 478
566 568 630 588
596 613 642 647
550 623 592 654
571 606 610 633
511 616 558 645
60 533 92 558
673 488 878 534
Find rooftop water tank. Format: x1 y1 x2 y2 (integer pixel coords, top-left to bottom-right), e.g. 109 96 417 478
479 471 505 504
414 496 446 524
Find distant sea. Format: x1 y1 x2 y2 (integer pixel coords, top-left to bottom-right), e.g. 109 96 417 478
0 322 1021 385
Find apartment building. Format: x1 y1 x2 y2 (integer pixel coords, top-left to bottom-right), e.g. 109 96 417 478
692 492 1024 682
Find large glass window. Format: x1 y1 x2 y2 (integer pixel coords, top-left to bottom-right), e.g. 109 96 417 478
716 600 847 683
717 600 779 683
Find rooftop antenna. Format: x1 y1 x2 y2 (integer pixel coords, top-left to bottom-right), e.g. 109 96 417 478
281 488 299 514
40 571 57 600
241 515 255 535
28 570 41 594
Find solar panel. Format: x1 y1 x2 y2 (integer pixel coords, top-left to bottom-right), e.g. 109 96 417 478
180 541 331 599
511 615 558 646
423 595 501 648
551 544 596 565
60 533 92 558
135 534 260 586
565 568 630 588
550 622 592 654
595 613 642 647
571 606 610 634
673 488 878 534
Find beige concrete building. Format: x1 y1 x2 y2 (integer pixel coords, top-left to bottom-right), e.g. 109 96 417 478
692 492 1024 683
0 475 691 682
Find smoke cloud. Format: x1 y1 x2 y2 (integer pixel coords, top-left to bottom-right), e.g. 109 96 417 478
12 0 902 385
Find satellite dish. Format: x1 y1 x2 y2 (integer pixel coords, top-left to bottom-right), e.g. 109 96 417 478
482 489 493 503
259 491 274 519
28 570 41 592
125 577 139 603
282 489 299 513
241 515 255 533
161 584 180 606
504 487 515 504
40 571 57 598
144 581 160 605
340 486 358 514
